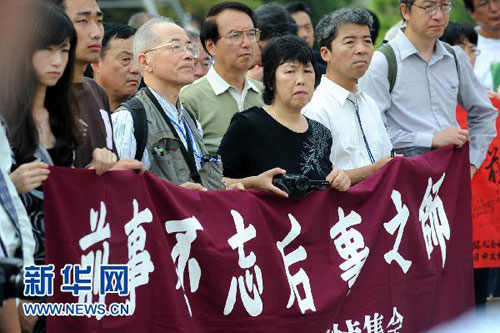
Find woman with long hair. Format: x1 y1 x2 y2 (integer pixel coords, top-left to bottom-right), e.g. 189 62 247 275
2 1 141 266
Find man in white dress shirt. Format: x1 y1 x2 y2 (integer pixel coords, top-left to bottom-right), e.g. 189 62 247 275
302 8 393 184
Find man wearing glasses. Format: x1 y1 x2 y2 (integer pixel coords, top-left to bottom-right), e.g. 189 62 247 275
112 17 225 190
465 0 500 91
180 2 264 155
360 0 496 178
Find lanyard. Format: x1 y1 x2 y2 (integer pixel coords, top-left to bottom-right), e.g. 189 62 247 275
155 96 203 164
145 88 203 184
347 97 376 164
164 112 201 159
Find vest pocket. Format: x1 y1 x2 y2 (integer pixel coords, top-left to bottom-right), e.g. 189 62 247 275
147 133 190 184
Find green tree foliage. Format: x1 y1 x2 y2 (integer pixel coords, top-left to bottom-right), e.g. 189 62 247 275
102 0 475 43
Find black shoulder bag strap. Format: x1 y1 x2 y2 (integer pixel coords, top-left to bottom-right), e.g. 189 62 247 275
122 97 148 161
144 88 203 185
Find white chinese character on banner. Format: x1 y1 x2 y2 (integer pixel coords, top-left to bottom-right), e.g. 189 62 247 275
276 214 316 314
124 199 154 315
329 320 361 333
78 201 110 319
224 210 263 317
364 313 384 333
386 307 404 333
419 173 450 267
383 190 412 274
165 216 203 317
330 208 369 288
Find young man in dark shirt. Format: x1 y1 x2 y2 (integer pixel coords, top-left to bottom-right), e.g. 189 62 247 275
51 0 118 168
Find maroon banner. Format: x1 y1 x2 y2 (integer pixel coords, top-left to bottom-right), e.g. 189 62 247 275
44 145 474 332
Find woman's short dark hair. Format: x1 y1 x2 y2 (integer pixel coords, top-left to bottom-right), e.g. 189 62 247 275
262 35 316 105
2 1 82 164
440 21 478 46
200 2 256 54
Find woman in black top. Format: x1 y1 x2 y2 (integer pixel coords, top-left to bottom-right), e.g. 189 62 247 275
220 35 350 195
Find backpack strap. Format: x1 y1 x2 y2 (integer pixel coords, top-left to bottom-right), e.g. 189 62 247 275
442 42 459 73
378 42 459 95
378 43 397 94
122 97 148 161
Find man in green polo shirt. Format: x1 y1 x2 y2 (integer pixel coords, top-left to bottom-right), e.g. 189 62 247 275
180 2 263 155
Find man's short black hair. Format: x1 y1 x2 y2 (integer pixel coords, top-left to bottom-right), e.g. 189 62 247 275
284 1 313 19
101 22 136 57
262 35 316 105
45 0 99 10
400 0 416 17
463 0 475 12
440 21 478 46
255 4 298 42
200 2 256 54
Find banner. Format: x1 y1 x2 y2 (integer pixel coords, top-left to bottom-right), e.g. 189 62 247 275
457 99 500 268
44 146 474 332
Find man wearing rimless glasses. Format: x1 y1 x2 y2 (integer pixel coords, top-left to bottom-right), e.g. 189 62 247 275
111 17 227 190
360 0 496 177
180 2 264 155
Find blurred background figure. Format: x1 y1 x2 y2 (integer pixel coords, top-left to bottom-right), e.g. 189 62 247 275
92 22 141 111
285 1 325 86
128 11 152 30
184 15 203 32
440 21 480 67
186 28 213 80
248 3 298 82
465 0 500 92
382 20 404 43
285 1 314 48
366 9 381 45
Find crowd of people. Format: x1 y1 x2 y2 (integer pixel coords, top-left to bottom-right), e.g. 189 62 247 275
0 0 499 331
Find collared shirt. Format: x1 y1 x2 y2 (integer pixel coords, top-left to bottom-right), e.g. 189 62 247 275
112 88 204 170
303 76 392 170
205 66 260 112
0 124 35 265
474 34 500 90
359 29 497 168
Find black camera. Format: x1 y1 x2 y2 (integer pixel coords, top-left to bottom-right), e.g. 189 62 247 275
272 173 330 196
0 257 24 306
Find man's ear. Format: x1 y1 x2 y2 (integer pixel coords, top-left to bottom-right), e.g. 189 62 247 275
400 3 411 22
320 46 331 63
205 39 216 57
138 54 153 73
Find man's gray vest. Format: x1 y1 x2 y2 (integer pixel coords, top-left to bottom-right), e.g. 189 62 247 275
116 88 223 190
